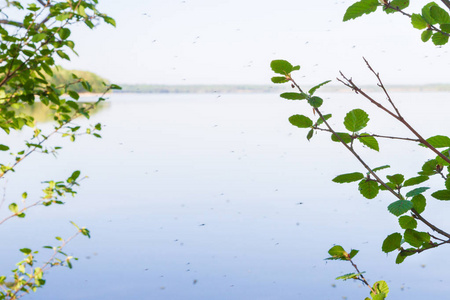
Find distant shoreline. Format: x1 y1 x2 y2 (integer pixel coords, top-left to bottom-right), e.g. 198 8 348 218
113 84 450 94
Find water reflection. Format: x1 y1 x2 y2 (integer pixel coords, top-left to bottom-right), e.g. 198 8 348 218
1 92 449 300
16 101 110 123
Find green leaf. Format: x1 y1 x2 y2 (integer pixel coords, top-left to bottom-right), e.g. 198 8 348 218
289 115 313 128
349 249 359 259
431 189 450 200
9 203 18 213
386 174 404 185
326 245 349 260
316 114 332 126
68 90 80 100
403 175 429 187
332 172 364 183
336 272 365 281
432 31 449 45
103 16 116 27
70 170 81 181
271 76 288 84
411 194 426 214
331 132 352 144
344 109 369 132
406 187 429 198
441 23 450 33
58 28 71 40
411 13 428 29
422 2 439 25
0 144 9 151
308 80 331 95
343 0 380 21
426 135 450 148
420 159 438 175
388 200 413 216
307 96 323 108
31 33 47 43
396 248 415 264
20 248 32 254
382 233 402 253
430 5 450 24
357 133 379 151
422 30 433 42
56 13 71 21
371 280 389 298
384 0 409 14
446 177 450 190
271 60 294 75
57 50 70 61
372 165 390 172
358 179 379 199
404 229 430 247
280 92 307 100
306 129 314 141
399 216 417 229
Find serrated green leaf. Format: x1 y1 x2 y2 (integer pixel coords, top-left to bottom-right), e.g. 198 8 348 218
289 115 313 128
336 272 364 281
396 248 415 264
382 232 402 253
271 76 288 84
420 159 439 175
307 96 323 108
422 2 439 25
343 0 380 21
404 229 430 247
308 80 331 95
403 175 429 187
430 5 450 24
372 294 387 300
332 172 364 183
441 23 450 33
433 31 449 46
358 179 379 199
344 109 369 132
384 0 409 14
349 249 359 259
316 114 332 126
372 165 390 172
426 135 450 148
280 92 307 100
431 189 450 200
432 31 448 43
331 132 352 144
411 13 428 29
386 174 404 185
422 29 433 42
411 194 426 214
388 200 413 216
271 60 294 75
406 187 429 198
399 215 418 229
326 245 348 260
357 133 379 151
371 280 389 298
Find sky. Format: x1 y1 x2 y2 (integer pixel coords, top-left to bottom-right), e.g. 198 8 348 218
54 0 450 86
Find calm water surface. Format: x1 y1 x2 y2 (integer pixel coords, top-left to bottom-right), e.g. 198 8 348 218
1 92 450 299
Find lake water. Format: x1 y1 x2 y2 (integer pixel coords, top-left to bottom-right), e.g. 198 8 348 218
1 91 450 299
